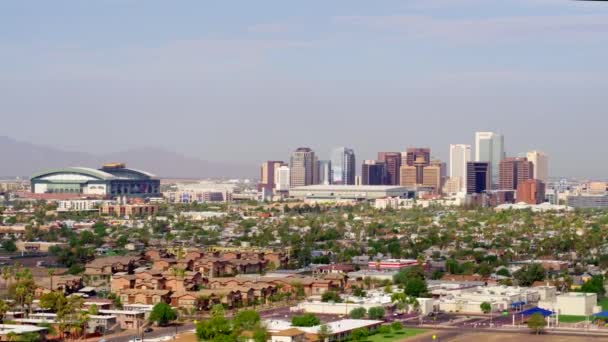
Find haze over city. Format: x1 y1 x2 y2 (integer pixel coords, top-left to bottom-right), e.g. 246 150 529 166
1 0 608 178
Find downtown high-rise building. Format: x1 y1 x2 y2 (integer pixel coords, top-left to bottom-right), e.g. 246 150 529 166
466 162 491 194
404 148 431 184
317 160 332 185
259 161 285 192
475 132 505 184
527 150 548 183
449 144 471 192
275 165 291 192
499 157 534 190
290 147 317 187
378 152 401 185
361 160 386 185
331 147 356 185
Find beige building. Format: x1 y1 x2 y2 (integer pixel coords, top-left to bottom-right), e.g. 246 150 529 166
399 165 417 186
423 165 441 192
527 150 548 184
290 147 317 187
15 241 67 253
539 292 601 317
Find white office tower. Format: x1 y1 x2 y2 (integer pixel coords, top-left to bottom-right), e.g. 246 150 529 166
331 147 356 185
317 160 332 185
449 144 471 192
475 132 505 184
527 150 548 183
275 166 291 191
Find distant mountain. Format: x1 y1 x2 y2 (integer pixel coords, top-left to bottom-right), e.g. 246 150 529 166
0 136 257 179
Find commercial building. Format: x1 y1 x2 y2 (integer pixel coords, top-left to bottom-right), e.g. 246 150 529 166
317 160 332 185
259 161 285 192
361 160 386 185
57 199 108 212
404 148 431 184
368 259 418 270
466 162 491 194
422 165 442 192
527 150 549 183
30 163 160 198
100 203 158 216
475 132 505 184
517 179 546 204
275 166 290 192
399 165 417 187
290 148 317 187
289 185 414 202
331 147 356 185
499 157 533 190
567 194 608 209
378 152 401 185
450 144 471 192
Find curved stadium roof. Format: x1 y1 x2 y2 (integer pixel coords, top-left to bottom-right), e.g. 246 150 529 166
30 167 117 181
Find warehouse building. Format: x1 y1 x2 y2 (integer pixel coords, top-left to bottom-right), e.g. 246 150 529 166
289 185 415 202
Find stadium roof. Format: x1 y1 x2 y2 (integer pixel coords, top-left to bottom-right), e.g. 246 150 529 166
30 167 116 180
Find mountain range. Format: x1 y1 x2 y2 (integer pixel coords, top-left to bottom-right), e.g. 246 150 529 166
0 136 257 179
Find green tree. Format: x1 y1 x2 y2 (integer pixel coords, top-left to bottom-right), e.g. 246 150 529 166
349 307 366 319
148 302 177 326
252 326 269 342
480 302 492 314
580 275 606 297
351 328 368 341
390 321 402 331
367 306 385 320
291 313 320 327
527 313 546 335
514 264 545 287
317 324 332 342
233 310 261 331
1 240 16 253
321 291 342 303
404 278 428 298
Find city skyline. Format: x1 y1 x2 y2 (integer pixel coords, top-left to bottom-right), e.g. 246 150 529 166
1 1 608 178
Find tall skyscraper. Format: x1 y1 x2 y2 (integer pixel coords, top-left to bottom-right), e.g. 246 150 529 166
475 132 505 184
405 148 431 184
449 144 471 192
467 162 491 194
361 160 386 185
275 166 290 192
378 152 401 185
331 147 356 185
259 161 285 192
290 147 317 187
499 157 533 190
317 160 332 185
527 150 548 183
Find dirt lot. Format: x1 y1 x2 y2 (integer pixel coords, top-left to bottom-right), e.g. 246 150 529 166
445 332 607 342
172 332 198 342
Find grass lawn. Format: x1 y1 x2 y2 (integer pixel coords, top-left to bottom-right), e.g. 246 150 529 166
366 328 428 342
599 298 608 311
558 315 587 323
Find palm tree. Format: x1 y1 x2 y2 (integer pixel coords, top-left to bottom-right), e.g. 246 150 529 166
47 269 56 292
0 299 9 323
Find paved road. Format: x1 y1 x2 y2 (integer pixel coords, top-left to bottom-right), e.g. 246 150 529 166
105 323 195 342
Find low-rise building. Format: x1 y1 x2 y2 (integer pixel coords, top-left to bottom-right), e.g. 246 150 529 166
539 292 601 317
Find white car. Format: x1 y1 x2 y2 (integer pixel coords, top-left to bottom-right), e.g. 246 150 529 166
128 338 143 342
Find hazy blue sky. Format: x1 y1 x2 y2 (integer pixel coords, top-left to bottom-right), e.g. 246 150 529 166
1 0 607 178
